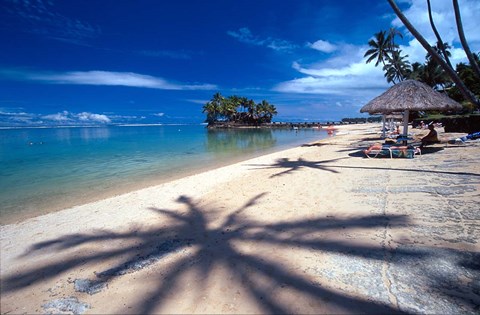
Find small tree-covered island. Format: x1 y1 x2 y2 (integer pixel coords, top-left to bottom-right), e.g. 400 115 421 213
202 92 278 128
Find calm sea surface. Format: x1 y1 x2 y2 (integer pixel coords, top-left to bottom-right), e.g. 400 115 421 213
0 124 329 223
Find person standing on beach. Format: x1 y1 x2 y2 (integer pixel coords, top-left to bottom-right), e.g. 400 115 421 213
326 124 334 136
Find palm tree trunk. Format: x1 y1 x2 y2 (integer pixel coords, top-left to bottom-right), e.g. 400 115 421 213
387 0 479 107
426 0 453 69
452 0 480 80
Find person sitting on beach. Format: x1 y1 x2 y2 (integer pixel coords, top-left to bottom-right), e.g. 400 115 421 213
420 124 438 148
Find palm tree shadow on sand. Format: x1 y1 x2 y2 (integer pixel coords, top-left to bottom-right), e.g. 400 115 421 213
3 193 477 313
251 155 480 178
248 157 349 178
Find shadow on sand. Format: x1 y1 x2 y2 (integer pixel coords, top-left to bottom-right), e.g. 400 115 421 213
2 193 422 314
3 153 479 313
247 157 349 177
248 156 480 178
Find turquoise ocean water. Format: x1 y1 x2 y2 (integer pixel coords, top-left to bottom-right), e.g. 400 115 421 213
0 124 329 224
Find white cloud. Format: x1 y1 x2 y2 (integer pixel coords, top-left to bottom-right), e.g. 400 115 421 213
77 112 111 123
392 0 480 55
0 110 37 125
274 74 387 96
0 110 32 117
41 111 110 124
276 44 389 97
308 40 337 53
186 99 209 105
227 27 297 52
153 113 165 117
9 70 217 91
42 111 72 121
274 0 479 105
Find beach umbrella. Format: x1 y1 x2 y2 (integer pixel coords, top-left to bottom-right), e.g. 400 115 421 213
360 80 462 137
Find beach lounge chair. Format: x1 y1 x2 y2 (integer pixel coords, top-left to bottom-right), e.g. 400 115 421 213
364 144 421 159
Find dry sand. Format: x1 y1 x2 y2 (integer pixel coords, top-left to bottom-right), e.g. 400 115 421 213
1 123 479 314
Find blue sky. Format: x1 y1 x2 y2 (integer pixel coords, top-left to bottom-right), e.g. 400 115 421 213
1 0 479 126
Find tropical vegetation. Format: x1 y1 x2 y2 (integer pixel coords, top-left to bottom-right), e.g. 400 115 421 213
365 0 480 112
202 93 278 126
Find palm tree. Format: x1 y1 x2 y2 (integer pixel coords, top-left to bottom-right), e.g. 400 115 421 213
408 62 425 81
202 102 218 125
202 92 224 124
256 100 277 123
227 95 241 111
426 42 452 63
448 54 480 105
387 0 479 107
221 97 237 122
364 31 393 67
245 98 257 123
452 0 480 81
426 0 453 69
203 93 277 126
383 50 411 84
422 59 451 90
388 27 403 48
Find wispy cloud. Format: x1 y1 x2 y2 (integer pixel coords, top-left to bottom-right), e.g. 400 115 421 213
2 69 218 91
227 27 298 52
0 109 112 126
0 109 37 125
40 111 111 124
185 99 209 105
3 0 100 45
274 43 388 97
392 0 480 63
307 40 338 53
274 0 478 105
77 112 111 123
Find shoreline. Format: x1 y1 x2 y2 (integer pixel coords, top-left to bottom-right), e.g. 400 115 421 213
1 126 341 226
1 127 331 225
2 122 478 314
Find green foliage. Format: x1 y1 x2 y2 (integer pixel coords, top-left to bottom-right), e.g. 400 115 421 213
365 28 410 83
383 50 411 84
202 93 278 125
365 27 479 112
447 53 480 109
364 30 394 66
341 116 382 123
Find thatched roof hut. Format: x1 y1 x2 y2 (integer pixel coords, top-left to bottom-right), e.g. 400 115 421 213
360 80 462 115
360 80 462 138
385 113 403 120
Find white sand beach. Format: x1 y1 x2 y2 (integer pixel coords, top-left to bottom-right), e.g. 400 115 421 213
1 123 479 314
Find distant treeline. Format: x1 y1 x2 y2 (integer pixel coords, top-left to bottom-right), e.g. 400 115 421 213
341 116 382 123
203 92 277 126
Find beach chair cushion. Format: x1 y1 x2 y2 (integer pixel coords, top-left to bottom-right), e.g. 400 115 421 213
364 145 420 159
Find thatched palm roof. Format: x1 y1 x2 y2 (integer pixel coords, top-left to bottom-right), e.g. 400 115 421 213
385 113 403 119
360 80 462 114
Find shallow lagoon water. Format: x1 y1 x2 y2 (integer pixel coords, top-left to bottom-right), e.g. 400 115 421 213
0 124 328 223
